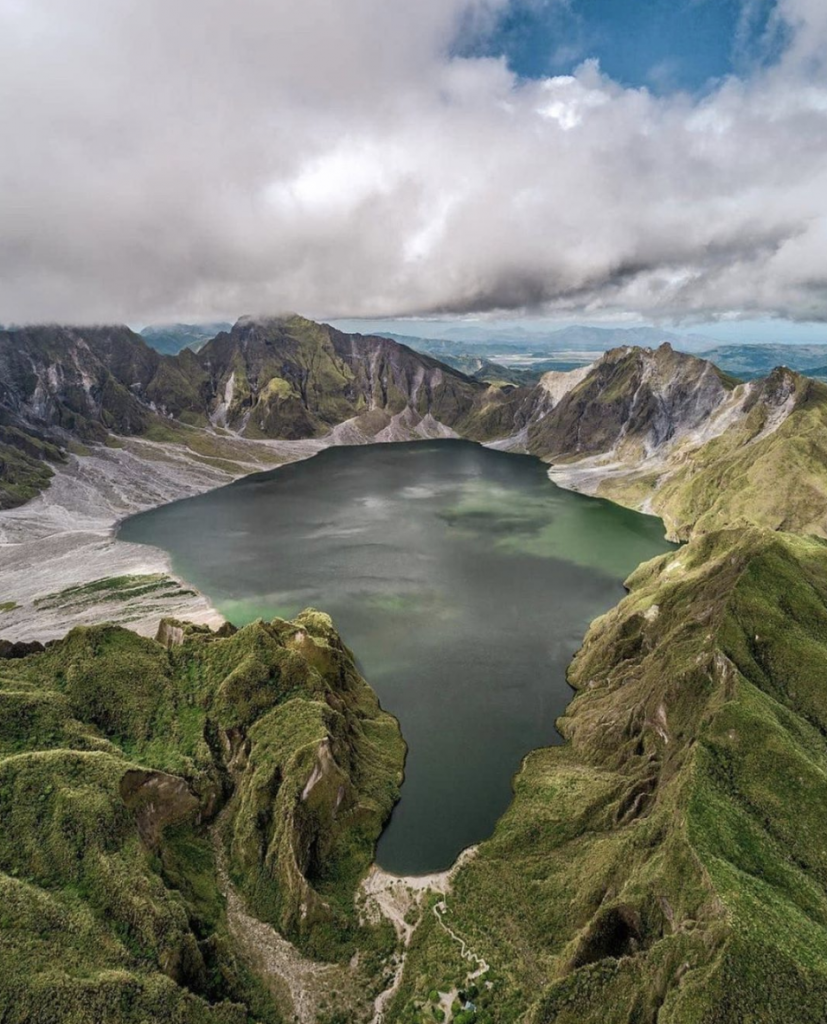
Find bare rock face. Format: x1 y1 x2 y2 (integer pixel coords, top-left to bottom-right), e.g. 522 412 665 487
120 768 202 848
527 343 734 463
519 343 827 540
155 619 186 647
196 313 512 441
155 616 226 647
0 324 157 440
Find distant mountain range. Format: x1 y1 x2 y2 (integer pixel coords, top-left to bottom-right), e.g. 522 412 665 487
696 344 827 379
374 324 710 356
332 320 716 352
136 320 827 382
369 327 827 384
139 321 233 355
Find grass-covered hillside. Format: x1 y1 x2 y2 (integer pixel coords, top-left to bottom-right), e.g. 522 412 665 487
527 347 827 543
0 414 66 510
388 528 827 1023
5 316 827 1023
0 611 404 1023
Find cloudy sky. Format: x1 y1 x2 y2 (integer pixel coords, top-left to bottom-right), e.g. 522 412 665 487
1 0 826 336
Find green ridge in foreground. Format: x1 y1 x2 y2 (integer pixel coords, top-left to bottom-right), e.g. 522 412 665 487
0 611 405 1023
387 529 827 1023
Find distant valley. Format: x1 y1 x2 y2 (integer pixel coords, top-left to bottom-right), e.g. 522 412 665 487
341 325 827 392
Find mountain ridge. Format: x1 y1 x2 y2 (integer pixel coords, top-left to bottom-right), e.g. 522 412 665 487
0 315 520 509
3 318 826 547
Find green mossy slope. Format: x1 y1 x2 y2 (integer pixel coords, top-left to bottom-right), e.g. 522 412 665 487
651 370 827 540
0 611 404 1023
389 530 827 1024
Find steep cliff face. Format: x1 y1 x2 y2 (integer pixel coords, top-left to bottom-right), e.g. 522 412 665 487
0 611 404 1022
0 316 521 507
0 324 157 439
197 314 516 441
527 344 737 463
524 345 827 541
211 610 405 957
0 324 158 508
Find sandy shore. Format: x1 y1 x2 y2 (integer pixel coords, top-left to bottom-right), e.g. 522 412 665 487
0 432 328 641
0 413 463 642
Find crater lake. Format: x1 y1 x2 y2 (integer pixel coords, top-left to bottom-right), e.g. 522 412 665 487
119 440 675 875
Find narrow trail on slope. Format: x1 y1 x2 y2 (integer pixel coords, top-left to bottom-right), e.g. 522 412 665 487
432 898 490 978
211 807 490 1024
363 867 451 1024
363 847 489 1024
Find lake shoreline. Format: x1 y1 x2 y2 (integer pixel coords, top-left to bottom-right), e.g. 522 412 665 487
0 420 678 1014
0 416 482 642
0 431 328 641
119 438 673 875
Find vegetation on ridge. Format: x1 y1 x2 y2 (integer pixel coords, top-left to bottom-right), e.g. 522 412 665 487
0 610 405 1023
387 529 827 1023
649 369 827 539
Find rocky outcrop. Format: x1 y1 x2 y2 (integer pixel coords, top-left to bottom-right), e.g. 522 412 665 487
0 638 45 658
0 324 156 441
120 768 203 848
523 344 827 541
0 324 168 508
526 343 735 463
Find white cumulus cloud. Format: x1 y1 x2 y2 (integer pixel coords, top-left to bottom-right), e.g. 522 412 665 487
0 0 826 324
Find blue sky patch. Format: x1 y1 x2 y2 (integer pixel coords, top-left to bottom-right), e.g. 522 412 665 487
459 0 779 93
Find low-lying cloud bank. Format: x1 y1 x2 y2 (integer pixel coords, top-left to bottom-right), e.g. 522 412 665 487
1 0 826 324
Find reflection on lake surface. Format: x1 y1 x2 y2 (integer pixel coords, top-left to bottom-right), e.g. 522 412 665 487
120 440 674 874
